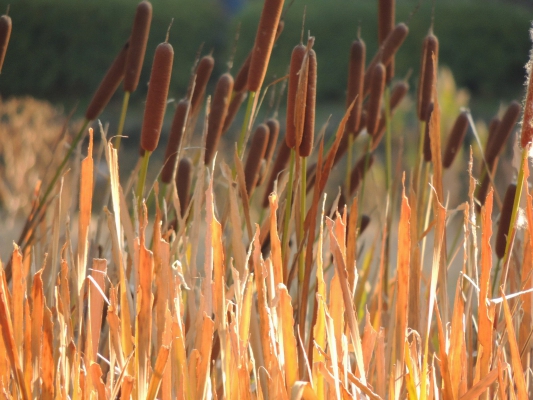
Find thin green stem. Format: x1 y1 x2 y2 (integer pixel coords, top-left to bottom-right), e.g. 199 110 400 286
357 139 372 229
237 91 256 158
282 149 296 282
137 150 152 210
114 91 130 151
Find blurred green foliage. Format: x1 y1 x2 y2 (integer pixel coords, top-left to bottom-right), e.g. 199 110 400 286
0 0 530 109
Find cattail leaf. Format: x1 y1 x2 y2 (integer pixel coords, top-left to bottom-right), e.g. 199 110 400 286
0 15 12 73
278 284 299 392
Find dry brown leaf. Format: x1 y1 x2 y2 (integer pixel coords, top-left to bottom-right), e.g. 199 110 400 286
278 284 299 392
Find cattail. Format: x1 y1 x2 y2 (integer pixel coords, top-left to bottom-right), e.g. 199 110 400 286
286 44 306 148
176 157 192 217
264 118 280 165
443 111 469 168
423 103 434 162
262 140 291 207
346 39 366 135
204 73 234 165
299 49 317 157
366 63 386 136
247 0 285 92
140 42 174 152
417 33 439 121
485 117 501 158
0 14 12 73
521 52 533 148
234 20 284 94
485 101 521 168
244 124 269 194
85 41 129 121
475 174 490 212
364 23 408 95
190 55 215 115
335 111 367 166
495 183 517 259
222 91 247 134
349 154 374 195
161 99 190 184
124 1 152 92
360 215 371 234
378 0 395 81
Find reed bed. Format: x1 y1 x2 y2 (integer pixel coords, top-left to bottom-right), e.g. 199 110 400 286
1 1 533 399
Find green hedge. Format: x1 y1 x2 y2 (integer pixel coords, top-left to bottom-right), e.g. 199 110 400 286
0 0 530 108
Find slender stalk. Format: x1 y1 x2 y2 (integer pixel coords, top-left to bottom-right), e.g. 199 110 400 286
282 149 296 281
357 139 372 229
384 87 392 192
491 258 502 297
114 91 130 151
237 91 256 157
345 133 354 194
298 156 307 284
137 150 152 210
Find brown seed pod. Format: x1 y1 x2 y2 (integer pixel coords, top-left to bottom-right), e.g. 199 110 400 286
485 116 501 159
190 55 215 115
286 44 307 148
85 41 129 121
475 174 491 212
247 0 285 92
335 111 368 166
204 73 234 165
264 118 280 166
346 39 366 135
521 59 533 148
417 33 439 121
349 154 374 195
124 1 152 92
244 124 269 194
443 111 469 168
299 49 317 157
0 15 12 73
161 99 190 184
176 157 192 217
140 42 174 152
366 63 386 136
485 101 521 168
423 102 434 162
262 140 291 208
495 183 517 259
378 0 395 81
222 91 247 135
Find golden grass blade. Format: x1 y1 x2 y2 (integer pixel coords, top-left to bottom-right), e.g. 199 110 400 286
458 368 498 400
120 375 134 400
345 369 383 400
346 198 358 292
312 295 326 400
435 303 454 400
11 244 25 369
449 282 467 399
87 259 107 362
23 301 32 396
291 381 318 400
89 363 106 400
234 147 253 239
31 268 45 395
269 194 284 289
146 345 170 400
408 186 421 333
375 329 386 398
278 284 299 392
329 272 344 357
361 311 377 375
500 289 528 399
193 313 215 399
42 305 54 399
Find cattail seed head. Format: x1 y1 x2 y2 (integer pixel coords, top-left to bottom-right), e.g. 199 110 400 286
263 140 291 207
204 73 234 165
85 41 129 121
346 39 366 135
417 33 439 121
140 42 174 152
521 53 533 148
0 15 12 73
222 91 247 135
475 174 491 212
349 154 374 195
176 157 192 217
161 99 190 184
124 1 152 92
190 55 215 115
264 118 280 165
443 111 469 168
495 183 517 259
244 124 270 194
485 101 521 168
423 102 434 162
366 63 386 136
286 44 307 148
371 81 408 151
299 49 317 157
378 0 395 81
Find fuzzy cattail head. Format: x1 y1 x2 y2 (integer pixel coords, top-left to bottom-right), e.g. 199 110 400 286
264 118 280 165
299 48 317 157
140 42 174 152
0 14 12 73
349 154 374 195
346 39 366 135
222 91 247 135
190 55 215 115
244 124 270 194
176 157 192 217
204 73 234 165
85 41 129 121
366 63 386 136
286 44 306 148
423 102 434 162
262 140 291 207
443 111 469 168
521 39 533 148
475 174 490 212
124 1 152 92
378 0 395 81
371 81 408 151
485 101 521 168
495 183 517 259
161 99 190 184
417 33 439 121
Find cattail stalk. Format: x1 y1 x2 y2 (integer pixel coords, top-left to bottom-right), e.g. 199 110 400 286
161 99 190 184
190 55 215 116
495 184 517 260
244 124 270 195
349 154 374 195
0 14 12 73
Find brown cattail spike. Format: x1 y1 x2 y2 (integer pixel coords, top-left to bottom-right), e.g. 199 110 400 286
263 140 291 207
247 0 285 92
161 99 190 184
124 1 152 92
346 39 366 135
286 44 307 148
244 124 269 194
222 91 248 135
349 154 374 195
485 101 521 168
360 215 371 234
176 157 192 217
0 15 12 73
264 118 280 166
85 42 129 121
475 174 491 212
417 33 439 121
204 73 234 165
366 63 386 136
378 0 395 81
140 42 174 152
190 55 215 115
485 116 501 158
423 102 434 162
299 48 317 157
521 48 533 148
443 111 469 168
495 183 517 259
